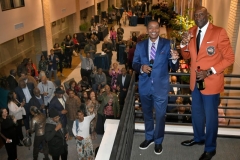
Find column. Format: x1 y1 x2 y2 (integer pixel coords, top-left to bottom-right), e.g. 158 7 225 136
73 0 80 33
94 0 98 15
40 0 53 53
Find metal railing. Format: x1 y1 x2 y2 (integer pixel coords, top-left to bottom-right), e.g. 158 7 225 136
109 72 136 160
110 72 240 159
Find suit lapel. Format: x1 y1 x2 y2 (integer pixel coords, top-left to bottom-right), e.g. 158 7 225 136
198 23 214 59
144 39 149 62
154 37 164 64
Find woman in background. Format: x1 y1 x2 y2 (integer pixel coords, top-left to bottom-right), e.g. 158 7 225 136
7 91 26 146
110 26 117 51
53 43 64 77
0 108 18 160
109 63 121 93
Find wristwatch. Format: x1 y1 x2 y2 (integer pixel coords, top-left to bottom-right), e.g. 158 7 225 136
206 69 213 77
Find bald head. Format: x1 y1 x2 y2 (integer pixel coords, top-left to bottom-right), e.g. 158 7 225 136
171 76 177 83
33 87 40 97
194 6 208 29
19 80 26 88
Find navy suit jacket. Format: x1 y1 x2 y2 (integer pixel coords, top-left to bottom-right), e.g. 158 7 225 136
48 54 58 71
49 96 67 128
132 37 179 97
14 83 34 103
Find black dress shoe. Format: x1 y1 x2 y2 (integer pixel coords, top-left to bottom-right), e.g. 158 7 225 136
199 150 216 160
139 139 154 150
181 139 205 146
154 144 163 155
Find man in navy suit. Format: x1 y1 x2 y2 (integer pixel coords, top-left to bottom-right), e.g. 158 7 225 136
15 80 34 132
49 87 68 128
116 67 131 112
48 49 59 80
132 20 179 155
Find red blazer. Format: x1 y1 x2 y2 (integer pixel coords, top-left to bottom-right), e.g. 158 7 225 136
181 23 235 94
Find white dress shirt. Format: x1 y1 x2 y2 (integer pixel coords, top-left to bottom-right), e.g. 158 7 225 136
22 86 32 103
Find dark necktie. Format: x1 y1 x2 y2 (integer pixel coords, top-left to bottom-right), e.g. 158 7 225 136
196 30 202 53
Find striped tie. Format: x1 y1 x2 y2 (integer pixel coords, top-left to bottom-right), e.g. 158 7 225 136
150 42 156 60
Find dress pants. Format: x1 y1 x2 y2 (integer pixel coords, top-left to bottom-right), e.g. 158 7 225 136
16 119 24 144
191 85 219 152
48 70 58 80
23 104 30 130
33 135 48 160
139 86 167 144
5 141 17 160
51 150 68 160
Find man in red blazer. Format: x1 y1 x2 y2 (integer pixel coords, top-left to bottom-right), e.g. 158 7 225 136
180 7 234 160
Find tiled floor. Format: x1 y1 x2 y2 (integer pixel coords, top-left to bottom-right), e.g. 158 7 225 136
0 24 167 160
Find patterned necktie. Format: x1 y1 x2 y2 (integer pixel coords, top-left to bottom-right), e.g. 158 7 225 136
150 42 156 60
196 30 202 53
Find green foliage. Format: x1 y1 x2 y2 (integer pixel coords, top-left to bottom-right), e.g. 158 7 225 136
180 75 190 83
79 22 89 31
108 7 114 12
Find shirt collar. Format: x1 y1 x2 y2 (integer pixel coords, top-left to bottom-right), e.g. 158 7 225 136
148 36 159 47
197 21 209 33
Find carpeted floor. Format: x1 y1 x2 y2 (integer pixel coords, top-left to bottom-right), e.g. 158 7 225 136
131 133 240 160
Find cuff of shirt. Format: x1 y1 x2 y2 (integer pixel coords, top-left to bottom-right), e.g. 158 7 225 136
211 67 217 74
180 43 186 48
140 65 144 74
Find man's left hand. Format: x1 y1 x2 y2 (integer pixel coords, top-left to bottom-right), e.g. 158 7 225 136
65 133 69 140
196 69 208 80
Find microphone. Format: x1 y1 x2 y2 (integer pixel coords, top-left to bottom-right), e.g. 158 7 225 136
148 59 154 77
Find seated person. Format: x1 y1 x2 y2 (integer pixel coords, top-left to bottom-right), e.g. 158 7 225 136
91 68 107 93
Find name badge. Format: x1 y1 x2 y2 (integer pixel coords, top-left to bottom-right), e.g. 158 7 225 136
206 46 215 56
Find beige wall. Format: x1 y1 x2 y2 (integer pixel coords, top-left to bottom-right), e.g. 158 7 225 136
80 0 94 10
202 0 231 30
0 0 44 44
49 0 76 22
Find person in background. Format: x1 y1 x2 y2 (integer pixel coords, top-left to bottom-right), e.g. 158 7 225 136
65 89 81 138
45 108 68 160
6 69 18 91
116 68 131 112
131 32 138 43
84 40 96 61
49 87 68 129
15 79 34 135
91 23 98 35
37 76 56 112
109 63 121 93
0 77 9 109
90 16 95 26
38 55 48 77
72 34 81 53
18 70 38 88
53 43 65 77
47 49 59 81
29 106 49 160
0 108 18 160
87 91 100 140
66 80 81 96
110 26 117 51
116 10 121 25
122 10 128 26
91 68 107 93
7 91 26 146
102 39 113 68
72 110 95 160
96 85 120 134
80 51 95 85
64 34 74 68
29 87 46 114
26 58 39 79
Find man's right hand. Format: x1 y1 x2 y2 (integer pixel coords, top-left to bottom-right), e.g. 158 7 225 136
55 123 62 131
181 31 191 45
141 65 152 74
61 109 68 114
76 136 84 141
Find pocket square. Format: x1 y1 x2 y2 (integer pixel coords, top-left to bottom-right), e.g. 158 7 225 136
207 41 214 43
